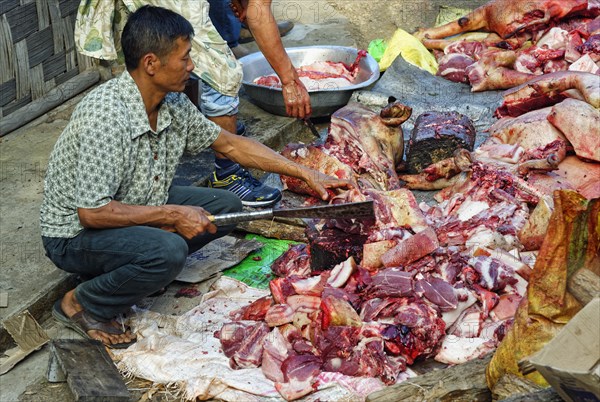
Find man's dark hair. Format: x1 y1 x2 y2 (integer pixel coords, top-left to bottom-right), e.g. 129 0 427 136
122 5 194 70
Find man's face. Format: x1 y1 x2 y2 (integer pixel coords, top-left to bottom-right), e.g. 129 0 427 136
153 37 194 93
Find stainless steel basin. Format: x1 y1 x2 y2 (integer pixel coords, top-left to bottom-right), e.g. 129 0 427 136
239 46 380 117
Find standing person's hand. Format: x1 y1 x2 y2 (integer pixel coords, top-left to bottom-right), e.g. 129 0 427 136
229 0 248 22
282 79 311 119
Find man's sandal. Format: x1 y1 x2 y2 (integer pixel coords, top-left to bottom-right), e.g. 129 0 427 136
52 300 136 349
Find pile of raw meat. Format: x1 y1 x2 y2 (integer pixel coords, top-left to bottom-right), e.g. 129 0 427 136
253 50 367 91
214 3 600 400
417 0 600 91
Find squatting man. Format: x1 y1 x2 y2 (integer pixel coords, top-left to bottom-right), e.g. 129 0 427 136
40 5 352 348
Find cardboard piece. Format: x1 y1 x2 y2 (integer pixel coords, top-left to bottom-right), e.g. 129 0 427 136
525 298 600 402
175 236 263 283
0 310 50 374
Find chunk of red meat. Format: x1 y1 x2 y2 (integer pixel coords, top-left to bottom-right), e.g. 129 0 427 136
271 244 311 278
270 277 297 304
220 322 271 369
382 301 446 364
380 227 439 268
414 277 459 311
229 295 273 321
436 53 475 84
365 269 414 298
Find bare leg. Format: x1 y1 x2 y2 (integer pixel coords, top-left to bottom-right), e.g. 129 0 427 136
61 289 135 346
208 115 237 159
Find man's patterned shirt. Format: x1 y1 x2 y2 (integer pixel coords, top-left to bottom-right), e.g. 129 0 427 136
40 71 221 238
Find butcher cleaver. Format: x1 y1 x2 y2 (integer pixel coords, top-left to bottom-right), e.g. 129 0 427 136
208 200 374 226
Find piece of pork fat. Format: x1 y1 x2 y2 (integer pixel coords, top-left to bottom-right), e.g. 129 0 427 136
487 107 568 160
548 98 600 161
434 334 496 365
495 70 600 117
279 143 356 197
380 227 439 268
414 0 589 41
271 244 311 278
275 354 322 401
448 304 483 338
265 304 295 327
262 327 292 383
286 295 321 314
467 255 519 292
324 102 407 191
326 256 356 288
321 295 362 329
290 273 329 296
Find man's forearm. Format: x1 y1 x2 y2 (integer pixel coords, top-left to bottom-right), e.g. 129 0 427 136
245 0 297 85
77 201 179 230
214 133 311 182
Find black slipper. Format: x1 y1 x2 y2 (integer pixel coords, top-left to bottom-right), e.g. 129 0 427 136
52 300 136 349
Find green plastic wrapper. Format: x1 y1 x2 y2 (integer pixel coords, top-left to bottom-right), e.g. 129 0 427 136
368 39 387 63
222 234 302 289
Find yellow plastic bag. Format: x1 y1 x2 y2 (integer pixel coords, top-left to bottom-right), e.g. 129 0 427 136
378 28 438 74
486 190 600 388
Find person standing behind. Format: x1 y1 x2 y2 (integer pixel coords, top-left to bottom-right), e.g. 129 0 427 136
74 0 309 207
206 0 294 59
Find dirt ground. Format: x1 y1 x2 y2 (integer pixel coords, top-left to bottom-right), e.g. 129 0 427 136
327 0 486 46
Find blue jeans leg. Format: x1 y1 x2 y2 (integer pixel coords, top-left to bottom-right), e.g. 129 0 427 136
42 186 242 321
208 0 242 48
166 185 242 253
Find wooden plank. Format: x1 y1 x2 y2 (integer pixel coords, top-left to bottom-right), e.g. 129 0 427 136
0 69 98 135
236 219 307 242
50 339 130 401
367 354 493 402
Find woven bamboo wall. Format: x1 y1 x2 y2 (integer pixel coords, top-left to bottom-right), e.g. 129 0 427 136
0 0 95 121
